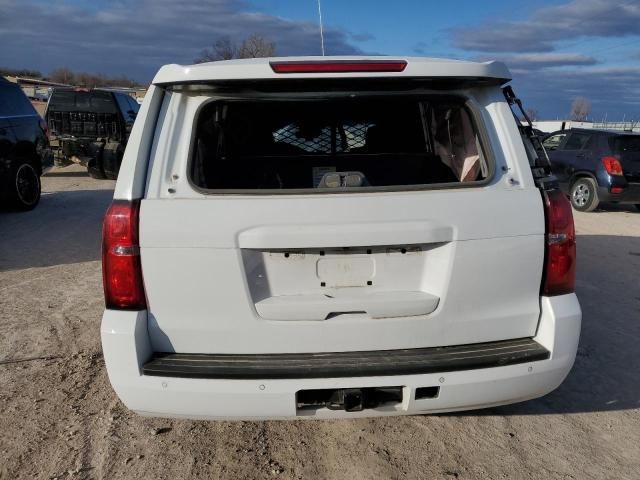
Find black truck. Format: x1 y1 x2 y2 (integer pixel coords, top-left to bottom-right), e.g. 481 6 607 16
45 88 140 179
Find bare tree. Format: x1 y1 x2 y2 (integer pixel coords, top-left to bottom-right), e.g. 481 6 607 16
195 37 238 63
48 67 141 88
195 34 275 63
0 66 43 78
75 72 101 88
49 67 75 84
238 34 275 58
569 97 591 121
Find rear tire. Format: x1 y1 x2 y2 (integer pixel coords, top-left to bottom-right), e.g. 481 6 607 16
7 160 41 211
102 142 124 180
87 160 106 179
570 178 599 212
634 204 640 212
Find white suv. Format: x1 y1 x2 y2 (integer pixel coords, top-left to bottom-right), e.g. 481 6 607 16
101 57 581 419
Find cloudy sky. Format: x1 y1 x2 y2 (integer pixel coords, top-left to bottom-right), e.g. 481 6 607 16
1 0 639 119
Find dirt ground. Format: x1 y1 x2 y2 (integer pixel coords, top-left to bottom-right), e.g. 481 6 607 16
1 165 639 480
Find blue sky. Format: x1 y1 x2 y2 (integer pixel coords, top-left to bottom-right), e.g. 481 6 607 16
1 0 640 119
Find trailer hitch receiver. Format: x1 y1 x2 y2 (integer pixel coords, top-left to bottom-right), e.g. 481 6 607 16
329 388 365 412
297 386 403 412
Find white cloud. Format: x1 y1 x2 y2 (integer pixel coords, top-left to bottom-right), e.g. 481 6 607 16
482 53 597 70
0 0 365 80
451 0 640 53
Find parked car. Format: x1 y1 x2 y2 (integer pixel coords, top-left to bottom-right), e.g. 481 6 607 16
45 88 140 179
0 76 52 210
543 128 640 211
101 57 581 419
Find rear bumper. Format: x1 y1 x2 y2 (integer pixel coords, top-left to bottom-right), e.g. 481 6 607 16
142 338 550 379
101 295 581 420
598 182 640 203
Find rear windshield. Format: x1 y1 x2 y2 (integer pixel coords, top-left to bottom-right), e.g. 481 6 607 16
48 89 117 114
190 95 491 192
610 135 640 153
0 82 37 117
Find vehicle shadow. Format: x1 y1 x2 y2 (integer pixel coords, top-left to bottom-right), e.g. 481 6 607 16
43 170 91 178
593 203 639 214
458 233 640 416
0 189 113 272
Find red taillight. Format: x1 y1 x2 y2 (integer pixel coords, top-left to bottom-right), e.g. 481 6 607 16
102 200 146 310
542 189 576 296
270 60 407 74
611 186 624 194
602 156 623 176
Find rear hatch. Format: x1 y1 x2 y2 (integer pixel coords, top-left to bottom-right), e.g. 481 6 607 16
139 78 545 355
46 89 121 140
609 135 640 182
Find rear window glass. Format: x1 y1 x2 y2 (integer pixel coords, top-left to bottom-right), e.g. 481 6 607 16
0 83 37 117
542 133 567 150
48 90 117 114
610 136 640 153
190 96 490 192
563 132 591 150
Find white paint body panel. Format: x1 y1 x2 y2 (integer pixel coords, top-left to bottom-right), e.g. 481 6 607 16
101 294 581 419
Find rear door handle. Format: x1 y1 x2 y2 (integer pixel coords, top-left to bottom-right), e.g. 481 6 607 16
255 291 440 320
238 222 455 249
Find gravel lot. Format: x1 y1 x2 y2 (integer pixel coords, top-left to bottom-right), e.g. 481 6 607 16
1 165 639 480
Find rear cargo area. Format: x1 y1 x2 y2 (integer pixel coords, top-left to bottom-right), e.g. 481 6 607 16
48 110 120 139
46 89 121 139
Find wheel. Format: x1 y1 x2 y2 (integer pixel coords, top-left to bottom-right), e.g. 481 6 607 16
7 160 41 210
635 204 640 212
570 177 599 212
87 160 106 179
102 142 124 180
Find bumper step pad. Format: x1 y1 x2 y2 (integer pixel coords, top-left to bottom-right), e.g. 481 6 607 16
142 338 549 380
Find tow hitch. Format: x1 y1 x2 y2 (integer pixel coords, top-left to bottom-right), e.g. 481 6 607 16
328 388 365 411
297 386 403 412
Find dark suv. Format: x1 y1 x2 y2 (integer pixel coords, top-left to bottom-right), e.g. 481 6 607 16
543 128 640 211
0 77 52 210
45 88 139 179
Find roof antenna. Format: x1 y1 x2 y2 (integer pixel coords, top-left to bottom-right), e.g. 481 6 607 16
317 0 325 56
